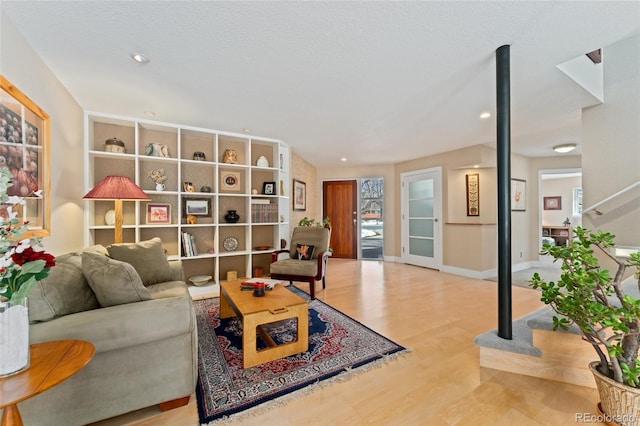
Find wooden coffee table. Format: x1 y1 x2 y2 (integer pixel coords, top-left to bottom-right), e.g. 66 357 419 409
220 281 308 368
0 339 95 426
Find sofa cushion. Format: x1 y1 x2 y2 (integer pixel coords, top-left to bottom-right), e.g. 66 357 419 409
82 252 153 307
107 237 173 286
28 253 99 323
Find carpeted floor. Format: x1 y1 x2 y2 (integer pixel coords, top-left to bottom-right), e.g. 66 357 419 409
194 286 406 424
485 265 562 289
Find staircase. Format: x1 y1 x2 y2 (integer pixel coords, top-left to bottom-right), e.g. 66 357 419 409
475 274 639 389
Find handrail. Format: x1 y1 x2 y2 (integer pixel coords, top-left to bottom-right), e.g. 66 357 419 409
583 180 640 215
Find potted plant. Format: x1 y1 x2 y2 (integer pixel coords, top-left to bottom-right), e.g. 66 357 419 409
530 226 640 422
0 167 56 376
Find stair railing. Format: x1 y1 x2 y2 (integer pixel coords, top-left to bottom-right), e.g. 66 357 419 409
582 180 640 216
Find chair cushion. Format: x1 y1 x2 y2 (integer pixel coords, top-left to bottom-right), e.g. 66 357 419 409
28 252 100 323
107 237 173 286
82 252 153 307
295 244 315 260
270 258 318 276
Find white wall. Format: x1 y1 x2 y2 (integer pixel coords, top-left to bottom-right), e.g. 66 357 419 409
582 34 640 246
541 176 582 227
1 10 85 255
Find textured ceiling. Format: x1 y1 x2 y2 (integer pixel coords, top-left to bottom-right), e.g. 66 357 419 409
2 1 639 167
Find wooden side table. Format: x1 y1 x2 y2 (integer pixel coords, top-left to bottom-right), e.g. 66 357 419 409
0 339 95 426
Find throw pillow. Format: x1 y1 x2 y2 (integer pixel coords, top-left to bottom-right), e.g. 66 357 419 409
82 252 152 307
107 237 173 286
295 244 315 260
28 253 100 322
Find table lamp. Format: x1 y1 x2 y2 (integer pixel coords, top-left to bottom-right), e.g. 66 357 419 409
83 175 150 243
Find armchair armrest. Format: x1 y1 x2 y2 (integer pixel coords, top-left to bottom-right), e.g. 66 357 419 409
271 249 291 262
315 250 331 280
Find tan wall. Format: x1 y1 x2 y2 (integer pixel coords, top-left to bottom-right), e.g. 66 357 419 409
290 150 319 230
1 10 85 255
582 34 640 246
541 176 582 227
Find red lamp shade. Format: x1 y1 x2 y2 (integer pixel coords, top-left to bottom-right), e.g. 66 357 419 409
83 176 150 243
83 175 150 201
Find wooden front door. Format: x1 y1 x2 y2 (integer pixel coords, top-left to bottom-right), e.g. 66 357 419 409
323 180 357 259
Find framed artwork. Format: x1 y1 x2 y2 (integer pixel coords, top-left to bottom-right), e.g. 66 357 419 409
544 196 562 210
511 178 526 212
182 181 195 192
293 179 306 211
0 75 50 237
465 173 479 216
146 203 171 224
183 198 211 217
221 170 241 191
262 181 276 195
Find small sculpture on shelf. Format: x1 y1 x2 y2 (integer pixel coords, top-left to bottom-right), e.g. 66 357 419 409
193 151 206 161
224 210 240 223
563 217 571 227
148 168 167 191
145 142 169 157
186 214 197 224
223 149 238 164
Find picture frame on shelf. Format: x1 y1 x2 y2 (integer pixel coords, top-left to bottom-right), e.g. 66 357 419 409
220 170 241 192
0 75 50 238
146 203 171 224
183 198 211 217
293 179 306 211
183 181 195 192
262 181 276 195
511 178 526 212
544 196 562 210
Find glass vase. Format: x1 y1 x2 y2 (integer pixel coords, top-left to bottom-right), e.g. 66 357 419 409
0 296 30 377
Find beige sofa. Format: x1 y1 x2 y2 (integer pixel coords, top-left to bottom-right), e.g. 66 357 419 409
4 238 198 426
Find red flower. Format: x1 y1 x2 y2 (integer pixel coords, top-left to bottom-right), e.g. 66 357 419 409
11 246 56 268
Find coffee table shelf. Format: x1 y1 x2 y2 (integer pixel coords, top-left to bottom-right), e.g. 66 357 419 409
220 281 308 368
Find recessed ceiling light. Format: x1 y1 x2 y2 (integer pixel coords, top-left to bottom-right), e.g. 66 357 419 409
243 128 252 133
341 157 348 162
131 53 150 64
479 112 491 119
143 111 156 117
553 143 577 153
473 164 480 168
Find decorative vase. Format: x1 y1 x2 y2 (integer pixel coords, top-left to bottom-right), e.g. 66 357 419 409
155 183 165 191
224 210 240 223
0 296 30 377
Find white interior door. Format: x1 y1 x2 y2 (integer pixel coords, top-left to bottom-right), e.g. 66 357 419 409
401 167 442 269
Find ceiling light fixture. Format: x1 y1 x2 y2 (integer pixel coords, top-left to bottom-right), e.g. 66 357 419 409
131 53 150 64
143 111 156 117
341 157 347 162
479 112 491 119
553 143 577 153
243 128 252 133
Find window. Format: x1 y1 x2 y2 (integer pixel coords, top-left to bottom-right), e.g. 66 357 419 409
573 187 582 216
360 178 384 259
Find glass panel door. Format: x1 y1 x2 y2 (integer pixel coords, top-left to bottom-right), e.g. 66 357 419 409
360 178 383 259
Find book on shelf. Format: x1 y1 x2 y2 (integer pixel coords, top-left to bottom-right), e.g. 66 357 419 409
181 232 198 257
251 203 278 223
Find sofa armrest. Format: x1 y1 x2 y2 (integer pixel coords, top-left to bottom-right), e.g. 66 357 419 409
168 259 185 282
30 294 195 353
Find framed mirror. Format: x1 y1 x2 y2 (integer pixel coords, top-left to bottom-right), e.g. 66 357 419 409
0 75 50 237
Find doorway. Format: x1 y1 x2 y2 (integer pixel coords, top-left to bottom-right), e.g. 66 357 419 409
323 180 357 258
400 167 442 269
538 168 582 264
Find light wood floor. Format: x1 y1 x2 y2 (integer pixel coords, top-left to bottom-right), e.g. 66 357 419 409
94 259 599 426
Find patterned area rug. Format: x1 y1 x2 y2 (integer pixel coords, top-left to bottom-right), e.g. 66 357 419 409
195 286 406 424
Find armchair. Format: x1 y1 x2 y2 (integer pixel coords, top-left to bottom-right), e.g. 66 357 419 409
270 226 331 299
